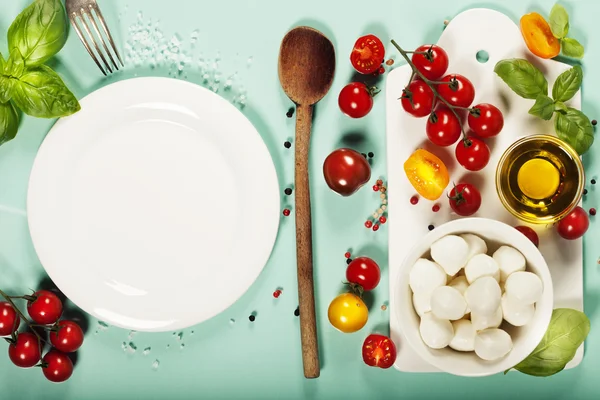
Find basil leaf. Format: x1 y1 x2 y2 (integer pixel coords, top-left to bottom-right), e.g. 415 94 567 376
11 65 80 118
494 59 548 99
555 101 568 114
554 107 594 154
552 66 582 102
0 77 15 104
513 309 590 377
7 0 68 67
0 101 19 146
0 52 5 72
562 38 585 59
549 4 569 39
529 95 555 120
3 48 25 79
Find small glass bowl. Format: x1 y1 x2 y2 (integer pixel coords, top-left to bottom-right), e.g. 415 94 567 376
496 135 584 225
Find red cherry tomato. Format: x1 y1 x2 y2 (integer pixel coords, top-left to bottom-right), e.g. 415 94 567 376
448 183 481 216
362 334 397 369
350 34 385 75
8 332 41 368
468 103 504 138
515 226 540 247
323 148 371 196
437 74 475 108
411 45 449 81
338 83 375 118
455 137 490 171
27 290 63 325
426 106 462 147
0 302 20 337
401 80 434 118
42 350 74 383
50 320 84 353
557 206 589 240
346 257 381 291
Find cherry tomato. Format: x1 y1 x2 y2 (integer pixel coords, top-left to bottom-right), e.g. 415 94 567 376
346 257 381 292
515 226 540 247
328 293 368 333
42 350 73 383
411 44 449 81
323 148 371 196
437 74 475 108
455 137 490 171
338 83 375 118
350 34 385 75
362 334 397 369
401 80 434 118
0 302 20 337
426 106 462 147
557 206 589 240
8 332 41 368
448 183 481 216
49 320 84 353
468 103 504 138
27 290 63 325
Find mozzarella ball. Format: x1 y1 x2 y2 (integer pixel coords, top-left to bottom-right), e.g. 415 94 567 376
471 307 502 331
430 235 469 276
465 254 500 283
449 319 476 352
430 286 467 321
474 329 513 361
413 292 432 317
493 246 526 282
465 276 501 315
504 271 543 305
409 259 447 294
501 293 535 326
448 275 469 295
419 312 454 349
460 233 488 262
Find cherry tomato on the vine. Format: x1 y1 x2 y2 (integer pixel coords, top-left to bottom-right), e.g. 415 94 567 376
468 103 504 138
338 83 376 119
328 293 368 333
455 137 490 171
27 290 63 325
350 34 385 75
411 44 449 81
515 226 540 247
401 80 434 118
8 332 41 368
0 302 20 337
426 106 462 147
50 320 84 353
346 257 381 291
362 334 397 369
42 350 73 383
437 74 475 108
557 206 589 240
448 183 482 216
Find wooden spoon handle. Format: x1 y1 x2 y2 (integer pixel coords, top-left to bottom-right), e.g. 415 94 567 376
294 103 320 379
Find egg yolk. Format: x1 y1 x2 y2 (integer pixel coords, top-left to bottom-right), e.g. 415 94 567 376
517 158 560 200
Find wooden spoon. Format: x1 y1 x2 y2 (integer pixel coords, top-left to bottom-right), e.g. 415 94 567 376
278 26 335 379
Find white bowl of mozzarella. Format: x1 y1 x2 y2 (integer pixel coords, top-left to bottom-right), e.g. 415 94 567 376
394 218 553 377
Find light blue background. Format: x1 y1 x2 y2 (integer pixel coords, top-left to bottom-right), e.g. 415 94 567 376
0 0 599 399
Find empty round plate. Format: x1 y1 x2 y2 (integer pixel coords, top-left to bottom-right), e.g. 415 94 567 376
27 77 280 332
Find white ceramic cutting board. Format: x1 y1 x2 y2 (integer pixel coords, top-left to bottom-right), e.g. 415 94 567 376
386 8 584 373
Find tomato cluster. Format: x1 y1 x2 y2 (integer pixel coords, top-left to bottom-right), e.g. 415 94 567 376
1 290 84 383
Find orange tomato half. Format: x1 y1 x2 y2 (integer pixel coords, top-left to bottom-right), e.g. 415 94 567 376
520 12 561 59
403 149 449 201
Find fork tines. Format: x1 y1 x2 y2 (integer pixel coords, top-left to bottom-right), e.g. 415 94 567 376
68 2 124 76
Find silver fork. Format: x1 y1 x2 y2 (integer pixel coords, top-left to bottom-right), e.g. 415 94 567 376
66 0 124 76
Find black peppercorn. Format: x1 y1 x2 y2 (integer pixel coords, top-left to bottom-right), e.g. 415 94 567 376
294 307 300 317
428 224 434 231
284 141 291 149
592 179 597 185
346 258 352 265
249 315 256 322
284 188 292 195
361 153 367 158
368 152 374 158
584 189 588 195
286 107 295 118
592 119 597 126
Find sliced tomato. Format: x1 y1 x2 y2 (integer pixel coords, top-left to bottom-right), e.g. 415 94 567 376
362 334 397 369
350 35 385 75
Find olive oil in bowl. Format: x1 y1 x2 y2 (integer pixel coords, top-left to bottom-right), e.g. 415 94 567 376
496 135 584 224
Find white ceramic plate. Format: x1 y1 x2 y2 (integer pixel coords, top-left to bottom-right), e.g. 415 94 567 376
27 77 280 332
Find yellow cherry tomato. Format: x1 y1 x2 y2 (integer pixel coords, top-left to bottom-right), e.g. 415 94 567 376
328 293 368 333
403 149 449 200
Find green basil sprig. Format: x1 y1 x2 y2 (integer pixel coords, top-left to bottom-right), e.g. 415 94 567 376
495 59 592 155
0 0 80 146
549 4 584 59
507 308 590 377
